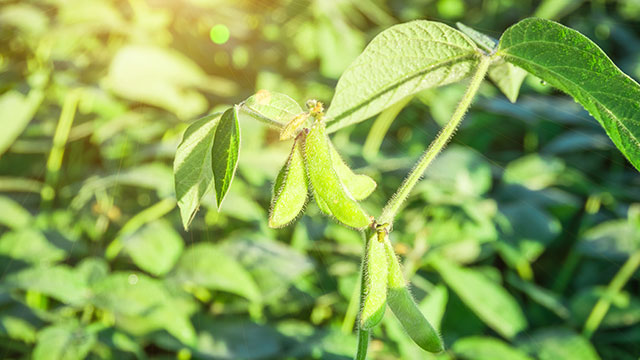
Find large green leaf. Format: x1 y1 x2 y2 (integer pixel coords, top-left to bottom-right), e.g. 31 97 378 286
517 328 601 360
212 107 241 209
174 113 220 230
3 265 89 305
122 219 184 276
431 258 528 339
0 196 33 229
0 89 44 157
498 18 640 171
33 322 96 360
0 229 66 264
170 242 261 302
453 336 533 360
325 20 480 132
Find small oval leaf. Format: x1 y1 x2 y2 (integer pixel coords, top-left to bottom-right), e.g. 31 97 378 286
385 240 443 353
242 90 303 127
304 121 370 229
212 106 241 209
360 233 388 330
269 136 308 228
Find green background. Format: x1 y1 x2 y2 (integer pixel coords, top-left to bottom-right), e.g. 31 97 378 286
0 0 639 359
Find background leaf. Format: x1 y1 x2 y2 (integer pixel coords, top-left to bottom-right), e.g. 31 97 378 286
122 219 183 276
431 257 528 339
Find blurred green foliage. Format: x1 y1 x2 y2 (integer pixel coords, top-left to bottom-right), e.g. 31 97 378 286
0 0 639 359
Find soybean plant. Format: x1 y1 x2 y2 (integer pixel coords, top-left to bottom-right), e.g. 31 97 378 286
174 18 640 358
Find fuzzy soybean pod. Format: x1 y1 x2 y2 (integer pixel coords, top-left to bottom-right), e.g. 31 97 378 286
385 240 444 353
268 136 308 228
304 121 370 229
328 142 376 200
360 233 388 330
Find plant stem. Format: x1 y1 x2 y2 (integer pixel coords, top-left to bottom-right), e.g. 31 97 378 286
583 250 640 338
41 89 81 209
379 55 491 225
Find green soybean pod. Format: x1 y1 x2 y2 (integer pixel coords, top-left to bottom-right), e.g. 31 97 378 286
304 121 370 229
385 240 444 353
269 136 308 228
328 142 377 200
360 233 388 330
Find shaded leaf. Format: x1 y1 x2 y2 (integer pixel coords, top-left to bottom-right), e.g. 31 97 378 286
517 328 601 360
171 242 261 301
122 219 184 276
0 196 33 229
453 336 533 360
431 257 528 339
0 89 44 156
33 322 96 360
3 265 89 305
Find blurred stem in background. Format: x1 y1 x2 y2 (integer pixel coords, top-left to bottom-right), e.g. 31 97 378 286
41 89 81 209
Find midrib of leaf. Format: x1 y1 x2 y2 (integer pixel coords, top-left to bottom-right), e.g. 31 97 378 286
499 50 640 149
326 52 478 133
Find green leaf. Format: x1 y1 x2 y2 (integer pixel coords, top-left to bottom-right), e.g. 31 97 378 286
304 121 370 229
431 257 528 339
269 137 308 228
174 113 221 230
578 219 640 260
453 336 534 360
212 106 241 209
325 20 479 133
517 328 601 360
0 229 66 264
105 45 236 119
455 22 497 54
329 141 376 200
122 219 184 276
455 23 527 102
3 265 89 305
488 60 528 103
0 195 33 229
241 89 303 127
0 89 44 157
498 18 640 171
171 243 261 302
33 323 96 360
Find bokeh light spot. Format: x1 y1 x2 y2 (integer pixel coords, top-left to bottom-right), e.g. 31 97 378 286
210 24 230 44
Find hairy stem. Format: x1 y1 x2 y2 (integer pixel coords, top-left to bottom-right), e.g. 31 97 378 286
583 250 640 338
379 55 491 225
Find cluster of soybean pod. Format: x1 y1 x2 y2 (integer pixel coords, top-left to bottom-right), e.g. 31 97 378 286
238 91 443 355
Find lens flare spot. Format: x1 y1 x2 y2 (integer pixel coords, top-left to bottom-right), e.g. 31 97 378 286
210 24 230 44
